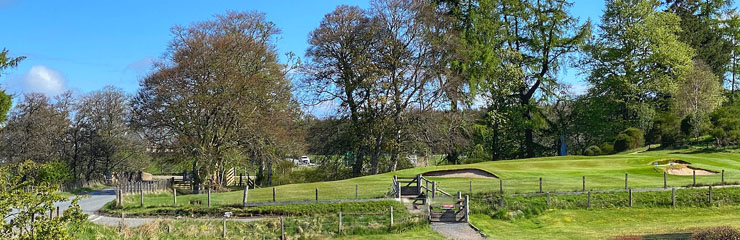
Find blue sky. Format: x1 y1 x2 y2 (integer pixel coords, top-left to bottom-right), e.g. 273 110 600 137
0 0 713 116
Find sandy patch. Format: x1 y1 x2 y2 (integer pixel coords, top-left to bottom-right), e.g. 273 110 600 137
666 165 718 176
423 168 498 179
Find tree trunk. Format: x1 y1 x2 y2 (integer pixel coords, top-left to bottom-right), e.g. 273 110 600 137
266 159 273 186
191 160 201 194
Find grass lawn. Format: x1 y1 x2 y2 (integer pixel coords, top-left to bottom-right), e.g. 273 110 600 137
117 148 740 213
471 206 740 240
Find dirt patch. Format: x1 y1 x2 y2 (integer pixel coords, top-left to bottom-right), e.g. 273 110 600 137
423 168 498 179
667 165 718 176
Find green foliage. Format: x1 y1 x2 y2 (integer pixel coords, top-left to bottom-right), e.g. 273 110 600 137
584 145 602 156
710 101 740 147
35 161 73 184
0 161 87 239
613 128 645 152
690 226 740 240
599 143 614 155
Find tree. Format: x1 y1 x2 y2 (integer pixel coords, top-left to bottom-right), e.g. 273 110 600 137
1 161 86 239
674 60 724 139
302 5 383 176
725 10 740 95
0 48 23 124
583 0 694 131
0 93 71 165
664 0 733 81
454 0 590 158
132 11 298 190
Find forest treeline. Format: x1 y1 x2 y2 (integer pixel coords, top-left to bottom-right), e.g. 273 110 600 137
2 0 740 191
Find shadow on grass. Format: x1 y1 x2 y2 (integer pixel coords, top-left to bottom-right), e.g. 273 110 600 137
641 232 692 240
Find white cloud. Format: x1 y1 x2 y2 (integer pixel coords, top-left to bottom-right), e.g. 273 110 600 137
571 83 590 96
124 56 155 75
20 65 67 96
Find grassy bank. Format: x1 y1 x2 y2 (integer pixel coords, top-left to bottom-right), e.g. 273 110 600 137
72 216 438 239
471 206 740 240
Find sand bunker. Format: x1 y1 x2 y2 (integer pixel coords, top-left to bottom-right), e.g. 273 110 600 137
651 159 691 166
423 168 498 179
667 165 718 176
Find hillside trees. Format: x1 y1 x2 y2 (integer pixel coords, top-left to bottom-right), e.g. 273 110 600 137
582 0 694 136
132 11 299 190
674 61 724 139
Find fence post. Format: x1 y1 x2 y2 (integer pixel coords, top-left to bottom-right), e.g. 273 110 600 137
431 181 436 199
338 211 343 234
355 184 358 199
139 182 144 208
469 181 472 196
208 185 211 207
587 191 591 208
315 188 318 202
457 191 462 200
239 173 243 187
500 194 505 207
664 172 667 188
242 184 248 207
582 176 586 192
625 173 628 190
56 206 60 218
628 188 632 207
280 216 285 240
499 179 503 194
222 216 226 238
117 186 122 207
173 188 177 206
396 181 401 199
465 195 470 223
417 175 422 195
693 170 696 186
273 187 276 202
539 177 543 193
708 186 713 204
546 192 550 206
722 170 725 185
389 206 394 230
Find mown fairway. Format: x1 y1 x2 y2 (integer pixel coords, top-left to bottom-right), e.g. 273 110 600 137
119 148 740 209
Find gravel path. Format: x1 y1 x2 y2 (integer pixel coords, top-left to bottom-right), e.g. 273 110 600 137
431 222 488 240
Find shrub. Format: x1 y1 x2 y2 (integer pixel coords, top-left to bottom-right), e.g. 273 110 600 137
599 143 614 155
690 226 740 240
584 145 602 156
614 128 644 152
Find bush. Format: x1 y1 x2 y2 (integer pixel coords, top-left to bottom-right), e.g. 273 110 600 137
36 161 73 184
584 145 602 156
614 128 644 152
599 143 614 155
690 226 740 240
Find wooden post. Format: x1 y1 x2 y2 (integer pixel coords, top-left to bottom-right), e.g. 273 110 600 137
457 191 462 200
117 186 123 207
539 177 543 193
628 188 632 207
693 170 696 186
355 184 358 199
582 176 586 192
587 191 591 208
222 216 226 238
625 173 628 190
672 188 676 207
664 172 667 188
546 192 550 206
338 211 343 234
499 179 503 194
500 194 505 206
315 188 318 201
173 188 177 206
280 216 285 240
239 173 243 187
469 181 472 196
208 186 211 207
49 209 53 219
273 187 276 202
431 181 436 198
709 186 713 204
140 182 144 208
722 170 725 185
396 181 401 199
242 184 248 207
56 206 60 218
465 195 470 223
389 206 394 229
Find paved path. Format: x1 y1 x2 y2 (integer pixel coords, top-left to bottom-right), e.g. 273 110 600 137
8 188 266 227
431 222 488 240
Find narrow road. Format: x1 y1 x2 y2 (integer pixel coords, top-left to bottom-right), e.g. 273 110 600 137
47 188 264 227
